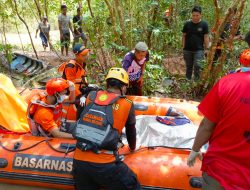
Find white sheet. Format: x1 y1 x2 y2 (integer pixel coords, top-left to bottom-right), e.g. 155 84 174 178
122 115 198 149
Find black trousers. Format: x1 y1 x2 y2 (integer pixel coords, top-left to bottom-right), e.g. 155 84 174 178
73 159 141 190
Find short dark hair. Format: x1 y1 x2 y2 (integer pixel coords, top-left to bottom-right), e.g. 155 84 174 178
77 7 81 12
106 78 126 89
192 6 202 13
61 4 67 10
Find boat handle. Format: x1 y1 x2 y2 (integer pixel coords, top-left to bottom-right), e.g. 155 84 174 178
134 104 148 111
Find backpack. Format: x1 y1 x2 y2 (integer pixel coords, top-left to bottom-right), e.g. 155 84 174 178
74 91 123 153
27 91 56 137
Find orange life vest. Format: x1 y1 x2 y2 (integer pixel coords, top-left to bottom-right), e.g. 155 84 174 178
27 92 63 136
58 60 88 97
74 91 133 163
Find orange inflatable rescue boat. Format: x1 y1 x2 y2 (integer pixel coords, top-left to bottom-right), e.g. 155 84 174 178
0 87 204 190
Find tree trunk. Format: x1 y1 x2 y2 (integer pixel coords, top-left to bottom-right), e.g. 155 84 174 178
104 0 120 43
86 0 108 70
212 0 246 79
44 0 48 19
2 17 7 45
34 0 42 20
14 17 25 53
147 1 159 49
13 0 38 59
200 0 243 91
114 0 126 46
201 0 240 81
2 16 13 74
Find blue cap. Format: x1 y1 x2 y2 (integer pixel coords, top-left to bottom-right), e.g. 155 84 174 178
73 44 86 55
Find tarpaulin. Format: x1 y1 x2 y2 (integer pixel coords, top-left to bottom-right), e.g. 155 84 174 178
0 74 29 133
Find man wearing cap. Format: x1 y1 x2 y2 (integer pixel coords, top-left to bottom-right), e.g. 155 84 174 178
58 44 90 97
182 6 209 80
122 42 149 96
36 16 50 51
187 49 250 189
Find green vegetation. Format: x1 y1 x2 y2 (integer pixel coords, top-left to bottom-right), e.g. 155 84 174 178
0 0 250 99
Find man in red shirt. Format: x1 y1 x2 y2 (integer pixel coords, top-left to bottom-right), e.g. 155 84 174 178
187 49 250 190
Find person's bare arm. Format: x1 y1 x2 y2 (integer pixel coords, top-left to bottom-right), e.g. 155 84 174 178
182 33 186 49
50 127 73 139
192 117 216 152
58 19 63 39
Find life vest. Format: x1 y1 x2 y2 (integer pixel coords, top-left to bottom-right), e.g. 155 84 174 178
27 92 62 137
75 90 125 153
58 60 88 96
73 91 133 163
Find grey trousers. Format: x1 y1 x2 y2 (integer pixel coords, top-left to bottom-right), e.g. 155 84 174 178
202 172 225 190
183 50 204 80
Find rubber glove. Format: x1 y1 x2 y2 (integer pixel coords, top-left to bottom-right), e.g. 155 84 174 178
79 96 86 107
187 150 203 167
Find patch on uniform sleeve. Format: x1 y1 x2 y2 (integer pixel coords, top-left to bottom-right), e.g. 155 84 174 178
125 98 132 104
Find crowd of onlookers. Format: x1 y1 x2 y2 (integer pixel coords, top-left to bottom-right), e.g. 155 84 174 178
36 5 87 54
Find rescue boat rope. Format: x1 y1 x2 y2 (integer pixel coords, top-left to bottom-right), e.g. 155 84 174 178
0 139 48 152
121 146 191 156
0 139 190 155
45 140 75 154
0 139 75 154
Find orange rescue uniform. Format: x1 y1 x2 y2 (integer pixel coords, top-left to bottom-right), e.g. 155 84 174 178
59 60 88 97
74 91 133 163
33 98 63 133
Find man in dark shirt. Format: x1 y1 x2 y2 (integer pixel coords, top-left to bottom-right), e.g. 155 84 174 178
182 6 209 80
73 7 87 47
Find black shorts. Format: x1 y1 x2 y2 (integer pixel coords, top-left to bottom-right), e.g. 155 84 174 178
61 32 70 47
73 159 141 190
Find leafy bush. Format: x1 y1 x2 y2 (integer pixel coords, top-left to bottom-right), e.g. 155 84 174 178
143 63 169 95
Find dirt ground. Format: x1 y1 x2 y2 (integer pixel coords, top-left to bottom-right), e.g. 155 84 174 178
163 55 185 76
4 30 186 74
2 30 187 95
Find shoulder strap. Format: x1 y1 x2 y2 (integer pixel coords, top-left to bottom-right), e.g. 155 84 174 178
108 95 122 105
88 91 98 102
28 100 56 118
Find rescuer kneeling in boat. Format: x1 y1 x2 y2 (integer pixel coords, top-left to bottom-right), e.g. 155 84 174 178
27 78 75 138
73 68 141 190
58 44 91 97
187 49 250 189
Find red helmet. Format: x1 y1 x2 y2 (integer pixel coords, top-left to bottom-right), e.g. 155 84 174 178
239 49 250 66
46 78 69 96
